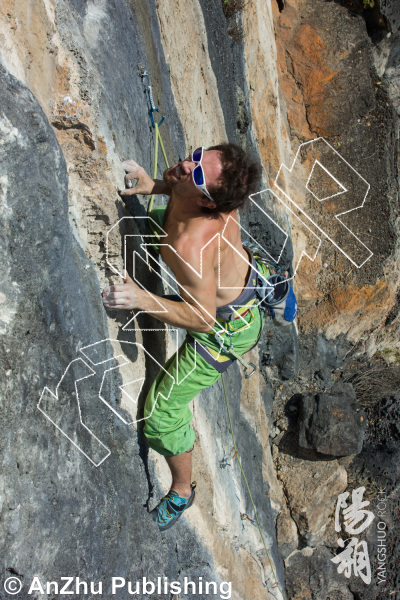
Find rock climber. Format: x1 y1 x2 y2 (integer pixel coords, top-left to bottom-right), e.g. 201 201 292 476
102 143 269 530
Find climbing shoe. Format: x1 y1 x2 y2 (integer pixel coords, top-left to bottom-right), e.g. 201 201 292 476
151 482 196 531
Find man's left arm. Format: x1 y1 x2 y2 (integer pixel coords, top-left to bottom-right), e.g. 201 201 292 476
102 247 217 333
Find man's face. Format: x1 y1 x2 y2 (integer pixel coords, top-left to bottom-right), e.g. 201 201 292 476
163 149 222 207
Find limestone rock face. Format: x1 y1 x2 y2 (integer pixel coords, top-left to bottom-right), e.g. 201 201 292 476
0 56 284 600
270 0 400 350
285 546 355 600
0 61 149 593
277 453 347 547
0 2 285 597
1 0 399 599
298 384 367 456
276 505 299 560
380 0 400 32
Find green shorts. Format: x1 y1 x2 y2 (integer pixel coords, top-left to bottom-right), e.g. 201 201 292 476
143 301 264 457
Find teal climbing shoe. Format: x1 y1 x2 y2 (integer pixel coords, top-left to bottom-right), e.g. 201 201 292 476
152 483 196 531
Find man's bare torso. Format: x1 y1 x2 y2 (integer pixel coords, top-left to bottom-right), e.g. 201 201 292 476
160 199 250 308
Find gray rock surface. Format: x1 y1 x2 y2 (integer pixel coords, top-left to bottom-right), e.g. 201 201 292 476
298 384 367 457
276 453 347 548
346 393 400 600
0 62 234 600
380 0 400 32
385 33 400 116
285 546 354 600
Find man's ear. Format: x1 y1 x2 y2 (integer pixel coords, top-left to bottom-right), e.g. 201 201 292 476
198 196 216 210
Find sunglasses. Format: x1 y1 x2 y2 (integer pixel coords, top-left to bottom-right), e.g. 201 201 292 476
191 146 216 204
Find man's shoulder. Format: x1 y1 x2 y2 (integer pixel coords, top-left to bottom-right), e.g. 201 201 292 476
167 225 220 277
168 210 240 269
172 236 216 268
176 219 222 253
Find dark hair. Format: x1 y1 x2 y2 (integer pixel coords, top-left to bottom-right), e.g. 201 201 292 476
206 142 262 213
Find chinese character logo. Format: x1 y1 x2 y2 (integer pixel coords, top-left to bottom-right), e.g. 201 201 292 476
331 486 375 584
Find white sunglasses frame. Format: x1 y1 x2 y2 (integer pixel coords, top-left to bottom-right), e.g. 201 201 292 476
191 146 216 204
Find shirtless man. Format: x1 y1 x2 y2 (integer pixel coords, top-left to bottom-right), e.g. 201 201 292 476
103 143 264 530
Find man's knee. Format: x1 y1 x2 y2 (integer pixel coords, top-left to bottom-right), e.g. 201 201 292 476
143 418 196 457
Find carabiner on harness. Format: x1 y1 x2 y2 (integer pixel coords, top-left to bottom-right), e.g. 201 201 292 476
214 329 257 379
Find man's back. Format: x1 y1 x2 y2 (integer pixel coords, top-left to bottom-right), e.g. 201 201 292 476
160 198 251 310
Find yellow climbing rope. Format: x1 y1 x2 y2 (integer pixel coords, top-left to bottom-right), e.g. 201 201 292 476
148 121 169 215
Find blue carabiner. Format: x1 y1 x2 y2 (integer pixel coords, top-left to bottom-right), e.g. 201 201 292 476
149 107 165 128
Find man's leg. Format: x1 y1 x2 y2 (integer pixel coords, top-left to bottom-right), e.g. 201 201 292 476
143 341 221 483
165 446 193 499
144 342 219 528
144 308 263 494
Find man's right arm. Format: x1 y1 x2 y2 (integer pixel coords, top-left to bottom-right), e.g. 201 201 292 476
119 160 171 197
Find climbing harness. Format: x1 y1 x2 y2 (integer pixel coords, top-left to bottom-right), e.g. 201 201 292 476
213 326 257 379
205 243 297 380
243 240 298 327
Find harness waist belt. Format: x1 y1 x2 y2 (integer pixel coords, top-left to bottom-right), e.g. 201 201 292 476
216 251 260 322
